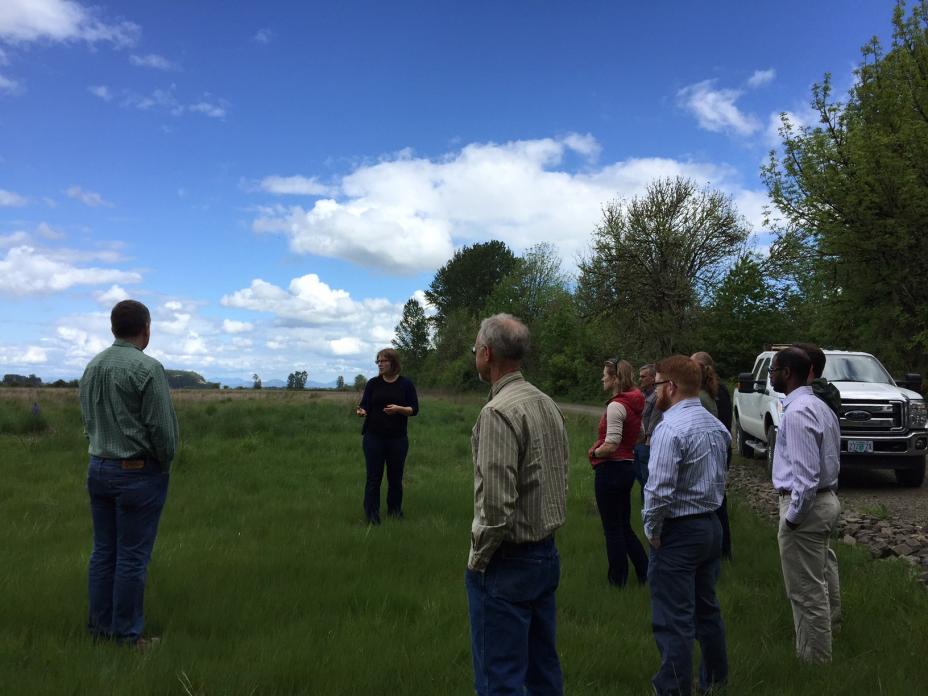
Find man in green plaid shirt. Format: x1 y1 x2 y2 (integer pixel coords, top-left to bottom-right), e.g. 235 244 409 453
80 300 178 647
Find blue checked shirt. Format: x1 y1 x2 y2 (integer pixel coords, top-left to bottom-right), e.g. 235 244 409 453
642 397 730 539
771 386 840 525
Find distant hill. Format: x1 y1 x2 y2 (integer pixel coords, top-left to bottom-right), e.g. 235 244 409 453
209 376 339 389
165 370 220 389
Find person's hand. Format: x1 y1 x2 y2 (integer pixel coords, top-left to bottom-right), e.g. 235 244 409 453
356 407 367 417
588 446 597 461
383 404 405 415
649 536 661 549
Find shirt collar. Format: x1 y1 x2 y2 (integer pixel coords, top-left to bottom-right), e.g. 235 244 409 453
112 339 142 351
490 370 524 400
663 396 701 417
783 385 813 407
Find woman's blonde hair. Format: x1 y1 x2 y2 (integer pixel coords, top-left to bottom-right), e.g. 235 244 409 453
691 351 719 399
604 357 635 393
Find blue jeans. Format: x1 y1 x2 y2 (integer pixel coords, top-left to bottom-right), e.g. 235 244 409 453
362 433 409 521
465 538 562 696
87 456 169 642
648 514 728 696
633 444 650 502
594 460 648 586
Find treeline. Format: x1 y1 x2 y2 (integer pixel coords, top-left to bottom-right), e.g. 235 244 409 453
393 1 928 400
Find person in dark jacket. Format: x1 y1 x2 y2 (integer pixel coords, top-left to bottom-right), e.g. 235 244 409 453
692 351 733 560
588 358 649 586
356 348 419 524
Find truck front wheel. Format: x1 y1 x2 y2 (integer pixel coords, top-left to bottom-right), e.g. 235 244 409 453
895 456 926 487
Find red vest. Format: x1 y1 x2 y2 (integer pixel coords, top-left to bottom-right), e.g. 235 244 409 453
591 389 645 466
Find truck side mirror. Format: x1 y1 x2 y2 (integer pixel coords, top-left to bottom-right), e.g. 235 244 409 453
737 372 756 394
902 373 923 393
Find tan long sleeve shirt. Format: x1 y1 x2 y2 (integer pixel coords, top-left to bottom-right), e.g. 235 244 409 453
468 371 569 571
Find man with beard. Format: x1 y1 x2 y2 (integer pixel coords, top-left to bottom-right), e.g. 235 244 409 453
634 363 659 500
643 355 729 696
769 346 841 663
465 313 570 696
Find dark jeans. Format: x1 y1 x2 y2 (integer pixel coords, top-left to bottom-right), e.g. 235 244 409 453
594 460 648 586
87 456 169 642
648 513 728 696
362 432 409 521
633 443 650 502
465 538 562 696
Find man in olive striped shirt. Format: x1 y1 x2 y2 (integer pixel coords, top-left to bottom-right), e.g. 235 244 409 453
80 300 179 647
465 314 569 696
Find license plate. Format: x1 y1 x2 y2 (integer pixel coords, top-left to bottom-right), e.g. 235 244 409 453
848 439 874 453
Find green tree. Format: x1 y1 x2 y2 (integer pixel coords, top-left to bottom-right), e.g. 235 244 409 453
484 243 567 324
578 176 749 357
762 0 928 372
424 240 517 328
287 370 308 390
392 298 431 375
336 375 346 390
353 374 367 391
252 373 262 390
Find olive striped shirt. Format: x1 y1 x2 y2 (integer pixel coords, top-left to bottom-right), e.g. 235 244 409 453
468 371 569 571
79 339 179 471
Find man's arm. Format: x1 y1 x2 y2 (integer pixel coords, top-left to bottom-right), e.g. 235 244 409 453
642 422 682 543
468 407 519 572
784 403 824 526
140 364 179 466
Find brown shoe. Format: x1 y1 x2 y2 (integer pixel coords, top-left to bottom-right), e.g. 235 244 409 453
133 636 161 652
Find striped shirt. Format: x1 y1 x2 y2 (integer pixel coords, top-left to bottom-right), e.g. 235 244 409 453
642 397 730 539
469 371 569 571
772 386 840 524
79 339 179 470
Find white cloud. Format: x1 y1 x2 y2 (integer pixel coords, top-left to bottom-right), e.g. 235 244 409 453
94 284 129 305
330 337 362 355
0 188 26 206
122 86 183 115
677 80 760 136
259 175 334 196
0 72 21 94
0 344 47 365
65 185 112 207
747 68 776 88
222 319 253 334
188 98 226 118
0 245 141 296
0 0 139 47
88 84 112 101
252 28 274 44
164 300 183 311
0 231 28 247
221 274 369 325
129 53 178 70
250 134 764 274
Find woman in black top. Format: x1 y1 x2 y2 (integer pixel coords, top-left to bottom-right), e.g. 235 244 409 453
356 348 419 525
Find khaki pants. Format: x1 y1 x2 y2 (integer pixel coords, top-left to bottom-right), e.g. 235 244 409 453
777 491 842 663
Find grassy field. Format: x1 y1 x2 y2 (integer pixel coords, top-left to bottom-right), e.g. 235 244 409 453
1 389 926 695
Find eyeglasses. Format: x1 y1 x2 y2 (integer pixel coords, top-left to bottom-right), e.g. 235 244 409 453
653 379 673 388
375 359 390 364
768 366 786 374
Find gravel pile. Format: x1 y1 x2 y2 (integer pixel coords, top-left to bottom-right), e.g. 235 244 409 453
727 462 928 587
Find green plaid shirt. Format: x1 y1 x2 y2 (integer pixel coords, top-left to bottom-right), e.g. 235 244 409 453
79 339 179 470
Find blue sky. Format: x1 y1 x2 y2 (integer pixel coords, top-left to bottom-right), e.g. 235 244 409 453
0 0 896 383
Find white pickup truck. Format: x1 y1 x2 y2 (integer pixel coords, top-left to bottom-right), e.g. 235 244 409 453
733 349 927 487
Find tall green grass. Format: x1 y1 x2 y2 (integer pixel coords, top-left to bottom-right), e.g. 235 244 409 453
1 394 926 694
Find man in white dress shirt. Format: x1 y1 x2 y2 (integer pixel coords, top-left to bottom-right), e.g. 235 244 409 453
769 346 841 663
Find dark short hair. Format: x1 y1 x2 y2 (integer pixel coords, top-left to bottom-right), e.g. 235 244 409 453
774 347 812 380
792 342 825 378
376 347 401 376
110 300 150 339
655 355 701 397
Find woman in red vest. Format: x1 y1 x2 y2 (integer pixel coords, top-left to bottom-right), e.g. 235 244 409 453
588 358 649 586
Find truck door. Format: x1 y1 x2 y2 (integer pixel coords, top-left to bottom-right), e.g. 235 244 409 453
742 356 770 437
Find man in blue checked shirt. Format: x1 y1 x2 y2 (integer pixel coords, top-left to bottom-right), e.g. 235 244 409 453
643 355 729 696
769 346 841 664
